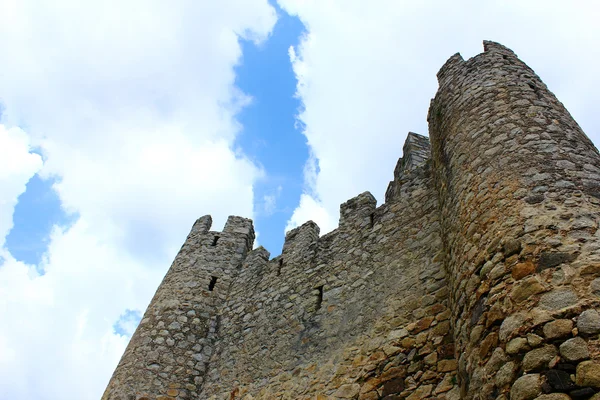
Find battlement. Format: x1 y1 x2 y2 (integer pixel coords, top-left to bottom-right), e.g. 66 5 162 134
385 132 431 202
399 132 430 172
104 41 600 400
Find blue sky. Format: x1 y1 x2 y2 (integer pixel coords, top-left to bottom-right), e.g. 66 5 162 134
0 1 599 399
235 3 306 254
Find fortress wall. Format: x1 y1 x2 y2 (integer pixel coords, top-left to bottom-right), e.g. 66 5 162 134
102 216 255 400
200 153 458 399
102 41 600 400
429 41 600 399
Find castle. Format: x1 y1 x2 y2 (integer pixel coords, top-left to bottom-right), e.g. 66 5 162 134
102 42 600 400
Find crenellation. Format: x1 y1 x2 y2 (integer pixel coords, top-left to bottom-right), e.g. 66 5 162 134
222 216 255 253
188 214 213 237
399 132 430 173
281 220 320 268
104 41 600 400
436 52 464 86
339 191 377 231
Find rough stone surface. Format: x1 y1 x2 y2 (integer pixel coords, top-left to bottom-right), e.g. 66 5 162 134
539 289 579 310
534 394 572 400
496 362 517 387
102 41 600 400
578 310 600 336
570 387 596 400
507 337 530 354
543 319 573 340
545 369 575 391
576 361 600 387
511 374 542 400
523 345 558 371
560 337 590 362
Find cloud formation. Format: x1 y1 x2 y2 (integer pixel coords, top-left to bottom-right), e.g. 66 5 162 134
279 0 600 233
0 1 276 399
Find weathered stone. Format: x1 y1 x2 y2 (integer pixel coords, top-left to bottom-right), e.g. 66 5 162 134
496 362 517 387
424 352 438 365
579 263 600 276
334 384 361 398
504 240 522 257
511 276 545 302
527 333 544 348
525 194 545 204
511 374 542 400
406 384 433 400
486 303 505 327
507 337 530 354
570 387 596 400
480 332 499 357
382 378 405 396
576 361 600 387
500 313 527 342
388 328 409 341
433 320 451 336
543 319 573 340
560 337 590 362
545 369 575 391
578 309 600 336
438 343 455 359
531 309 553 327
591 278 600 295
557 362 577 373
538 252 577 271
470 297 486 326
513 261 536 280
534 394 571 400
437 359 458 372
446 386 461 400
539 289 578 310
434 374 455 394
486 347 508 373
522 345 558 371
410 316 434 334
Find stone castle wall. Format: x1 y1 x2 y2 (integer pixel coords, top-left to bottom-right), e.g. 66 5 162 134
103 42 600 400
200 134 455 399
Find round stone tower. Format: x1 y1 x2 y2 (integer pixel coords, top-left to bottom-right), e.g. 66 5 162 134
429 41 600 398
102 215 254 400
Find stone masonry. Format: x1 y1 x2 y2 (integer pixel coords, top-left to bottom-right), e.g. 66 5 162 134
102 41 600 400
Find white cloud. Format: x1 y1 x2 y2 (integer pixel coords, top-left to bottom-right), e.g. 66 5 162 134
0 1 276 399
279 0 600 233
284 193 336 234
262 185 283 216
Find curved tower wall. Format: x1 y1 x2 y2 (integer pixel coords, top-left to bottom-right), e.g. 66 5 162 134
102 216 254 400
429 41 600 398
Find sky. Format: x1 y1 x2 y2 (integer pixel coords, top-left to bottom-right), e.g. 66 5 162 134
0 1 599 399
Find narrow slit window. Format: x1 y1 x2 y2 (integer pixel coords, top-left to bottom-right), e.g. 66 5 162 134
370 213 374 228
208 276 217 291
315 285 324 311
277 258 283 276
211 236 219 246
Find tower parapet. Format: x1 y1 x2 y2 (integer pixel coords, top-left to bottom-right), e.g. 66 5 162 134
102 216 254 400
